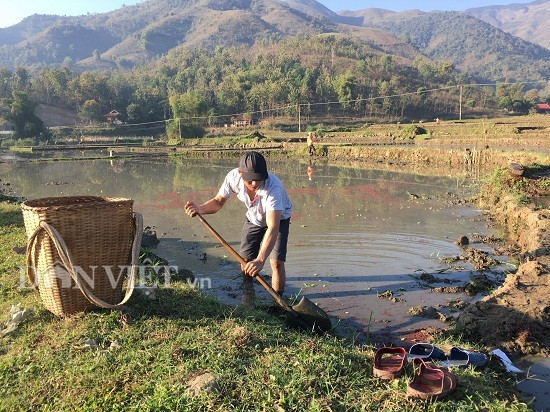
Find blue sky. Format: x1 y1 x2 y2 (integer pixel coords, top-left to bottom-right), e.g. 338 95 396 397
0 0 536 28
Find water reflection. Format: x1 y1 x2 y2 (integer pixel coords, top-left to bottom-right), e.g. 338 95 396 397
0 156 497 339
241 275 255 307
307 162 314 181
110 159 126 174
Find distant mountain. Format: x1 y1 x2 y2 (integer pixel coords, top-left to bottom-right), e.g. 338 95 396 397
339 8 550 82
466 0 550 49
338 8 425 25
0 15 63 47
0 0 548 84
277 0 337 20
0 0 418 72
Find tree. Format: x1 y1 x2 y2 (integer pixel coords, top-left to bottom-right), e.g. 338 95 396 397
0 67 13 99
76 72 110 106
334 71 356 109
496 82 523 100
78 99 103 123
169 91 209 120
523 89 540 104
13 67 29 90
127 103 144 123
8 91 49 140
498 96 530 114
61 56 73 69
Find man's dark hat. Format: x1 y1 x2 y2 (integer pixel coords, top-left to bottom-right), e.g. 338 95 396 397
239 151 268 181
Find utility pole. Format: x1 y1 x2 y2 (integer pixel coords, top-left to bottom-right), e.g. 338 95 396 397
178 118 182 140
459 85 463 121
298 104 301 133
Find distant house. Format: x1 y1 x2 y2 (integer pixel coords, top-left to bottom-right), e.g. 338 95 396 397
232 114 254 127
535 103 550 114
104 110 123 124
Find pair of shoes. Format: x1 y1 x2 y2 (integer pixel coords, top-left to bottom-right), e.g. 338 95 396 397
373 347 407 380
407 358 457 400
407 343 487 368
439 347 488 368
373 348 458 400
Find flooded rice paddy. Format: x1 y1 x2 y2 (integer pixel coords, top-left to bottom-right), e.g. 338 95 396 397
0 155 507 341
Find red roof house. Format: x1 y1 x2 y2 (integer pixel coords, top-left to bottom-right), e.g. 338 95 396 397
535 103 550 114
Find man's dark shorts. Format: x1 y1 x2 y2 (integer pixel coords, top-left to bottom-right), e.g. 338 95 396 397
240 218 290 262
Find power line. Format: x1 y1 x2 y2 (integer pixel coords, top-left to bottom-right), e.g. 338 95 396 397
73 81 543 130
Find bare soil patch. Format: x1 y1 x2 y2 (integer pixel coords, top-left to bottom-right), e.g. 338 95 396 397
457 166 550 356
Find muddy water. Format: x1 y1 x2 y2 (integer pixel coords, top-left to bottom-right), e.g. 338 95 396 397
517 357 550 412
0 156 503 341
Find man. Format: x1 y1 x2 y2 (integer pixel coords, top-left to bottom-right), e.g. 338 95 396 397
307 131 316 156
184 151 292 296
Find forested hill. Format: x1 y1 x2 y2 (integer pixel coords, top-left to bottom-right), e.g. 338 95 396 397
466 0 550 49
0 0 548 84
0 0 415 72
338 10 550 83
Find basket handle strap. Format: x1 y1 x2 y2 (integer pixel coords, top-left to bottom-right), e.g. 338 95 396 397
26 212 143 309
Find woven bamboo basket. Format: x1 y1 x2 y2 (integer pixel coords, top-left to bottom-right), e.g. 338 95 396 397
21 196 142 317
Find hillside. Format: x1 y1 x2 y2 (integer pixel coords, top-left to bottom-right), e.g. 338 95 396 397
277 0 337 20
0 0 548 84
338 8 425 25
466 0 550 49
0 0 416 72
0 15 63 47
341 9 550 82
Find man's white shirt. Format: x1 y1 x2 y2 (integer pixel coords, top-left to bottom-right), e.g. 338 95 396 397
218 168 292 227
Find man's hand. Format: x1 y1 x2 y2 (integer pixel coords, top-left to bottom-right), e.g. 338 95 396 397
243 259 265 277
184 201 199 217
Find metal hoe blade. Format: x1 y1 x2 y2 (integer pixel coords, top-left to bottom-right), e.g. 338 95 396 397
290 296 332 333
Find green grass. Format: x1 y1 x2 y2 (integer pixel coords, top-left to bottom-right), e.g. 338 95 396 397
484 166 549 206
0 202 532 410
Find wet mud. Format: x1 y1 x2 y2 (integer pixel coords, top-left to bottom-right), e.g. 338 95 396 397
458 259 550 357
458 167 550 357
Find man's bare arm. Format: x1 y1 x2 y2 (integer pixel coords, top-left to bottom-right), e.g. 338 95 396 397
184 194 227 217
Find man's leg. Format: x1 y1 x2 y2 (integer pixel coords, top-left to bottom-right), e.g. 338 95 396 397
270 259 286 295
240 220 265 305
269 218 290 295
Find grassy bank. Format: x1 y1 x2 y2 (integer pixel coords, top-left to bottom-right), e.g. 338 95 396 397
478 165 550 254
0 201 532 410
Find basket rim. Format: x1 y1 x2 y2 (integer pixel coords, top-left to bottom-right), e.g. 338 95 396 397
21 196 133 211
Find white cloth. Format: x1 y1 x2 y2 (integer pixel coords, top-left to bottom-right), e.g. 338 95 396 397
218 168 292 227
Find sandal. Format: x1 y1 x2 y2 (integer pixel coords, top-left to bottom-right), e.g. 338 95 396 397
407 358 457 400
407 343 446 362
373 347 407 380
438 347 488 369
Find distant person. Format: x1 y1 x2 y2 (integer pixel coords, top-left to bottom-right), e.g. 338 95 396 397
307 131 316 156
435 118 441 126
184 151 292 296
